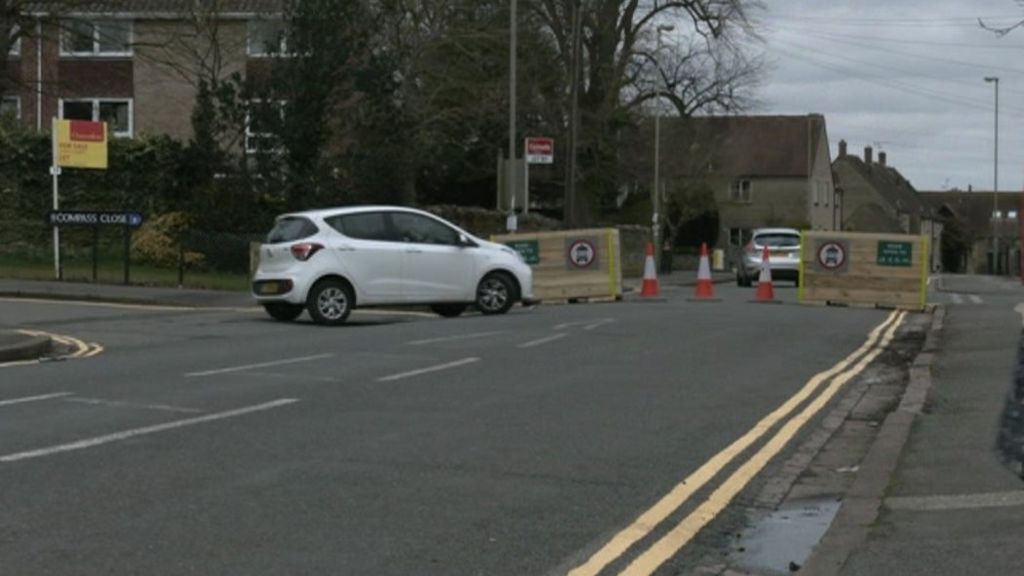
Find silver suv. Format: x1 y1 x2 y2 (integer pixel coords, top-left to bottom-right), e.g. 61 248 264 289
735 228 802 287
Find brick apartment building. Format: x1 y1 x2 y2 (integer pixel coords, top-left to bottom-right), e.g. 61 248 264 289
3 1 282 147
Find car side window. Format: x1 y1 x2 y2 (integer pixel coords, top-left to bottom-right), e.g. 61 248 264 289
391 213 459 245
327 213 395 241
266 217 318 244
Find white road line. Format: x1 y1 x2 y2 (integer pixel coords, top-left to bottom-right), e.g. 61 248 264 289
377 357 480 382
554 321 589 330
185 353 335 377
409 331 504 346
518 333 569 348
584 319 616 331
969 295 983 305
0 392 72 408
951 293 964 305
0 398 300 464
63 397 206 414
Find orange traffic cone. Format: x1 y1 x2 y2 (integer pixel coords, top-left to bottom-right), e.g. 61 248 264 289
640 242 660 297
690 242 718 301
753 245 781 304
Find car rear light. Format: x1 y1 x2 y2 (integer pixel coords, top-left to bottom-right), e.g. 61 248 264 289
290 242 324 261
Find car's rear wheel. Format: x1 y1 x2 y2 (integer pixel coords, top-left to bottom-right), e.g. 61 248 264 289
431 304 467 318
306 279 354 326
476 273 515 315
263 302 304 322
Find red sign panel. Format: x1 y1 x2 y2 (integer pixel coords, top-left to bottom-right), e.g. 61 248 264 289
69 120 105 143
526 137 554 164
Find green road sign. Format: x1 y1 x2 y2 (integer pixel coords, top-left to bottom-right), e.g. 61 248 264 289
506 240 540 265
877 241 913 267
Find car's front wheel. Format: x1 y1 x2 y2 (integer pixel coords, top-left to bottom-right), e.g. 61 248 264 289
263 302 304 322
431 304 467 318
476 273 516 315
306 279 354 326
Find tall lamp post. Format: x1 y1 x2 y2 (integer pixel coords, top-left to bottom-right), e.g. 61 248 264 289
506 0 518 230
652 24 674 254
985 76 999 274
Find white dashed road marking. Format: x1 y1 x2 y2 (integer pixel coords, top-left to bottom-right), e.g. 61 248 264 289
517 333 569 349
185 354 335 377
408 331 504 346
377 357 480 382
0 392 72 408
0 398 300 463
63 397 206 414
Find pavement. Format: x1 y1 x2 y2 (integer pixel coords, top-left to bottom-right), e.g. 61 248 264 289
801 274 1024 576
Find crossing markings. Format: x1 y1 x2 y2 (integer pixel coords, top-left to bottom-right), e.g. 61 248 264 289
567 310 905 576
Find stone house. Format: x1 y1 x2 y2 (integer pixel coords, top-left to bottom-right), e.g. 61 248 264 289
919 190 1021 275
3 1 281 147
831 141 942 271
647 114 838 253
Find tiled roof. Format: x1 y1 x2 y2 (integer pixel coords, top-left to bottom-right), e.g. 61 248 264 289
29 1 281 14
662 115 825 178
919 190 1022 233
833 153 930 217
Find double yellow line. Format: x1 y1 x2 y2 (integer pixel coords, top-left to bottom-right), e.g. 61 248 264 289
569 310 906 576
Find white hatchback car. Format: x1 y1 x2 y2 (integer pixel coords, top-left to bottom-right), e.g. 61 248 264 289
252 206 534 325
735 228 802 287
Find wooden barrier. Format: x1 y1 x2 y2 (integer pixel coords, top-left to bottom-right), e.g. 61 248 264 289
800 231 929 310
492 228 622 302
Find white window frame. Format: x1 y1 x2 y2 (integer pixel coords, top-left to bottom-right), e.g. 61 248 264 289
58 97 133 138
8 27 20 56
1 96 20 119
245 100 286 153
60 19 133 57
246 19 288 57
730 179 752 203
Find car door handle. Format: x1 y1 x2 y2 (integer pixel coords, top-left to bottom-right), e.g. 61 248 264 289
336 245 356 252
405 248 423 254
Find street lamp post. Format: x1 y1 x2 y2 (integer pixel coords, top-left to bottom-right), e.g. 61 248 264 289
507 0 518 230
652 24 674 255
985 76 999 274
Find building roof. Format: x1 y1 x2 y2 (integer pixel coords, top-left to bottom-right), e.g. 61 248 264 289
833 151 931 218
660 114 826 178
919 190 1021 234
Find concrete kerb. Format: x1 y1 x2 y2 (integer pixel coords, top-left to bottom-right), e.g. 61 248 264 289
0 331 52 363
799 305 945 576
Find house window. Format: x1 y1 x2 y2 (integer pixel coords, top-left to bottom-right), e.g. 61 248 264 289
8 27 20 56
728 228 752 247
60 98 133 137
245 100 286 153
247 20 287 56
61 20 132 56
1 96 20 119
730 179 751 202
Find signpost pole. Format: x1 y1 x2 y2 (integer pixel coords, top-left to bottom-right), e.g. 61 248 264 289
123 223 131 285
523 138 530 215
92 226 99 282
51 117 61 280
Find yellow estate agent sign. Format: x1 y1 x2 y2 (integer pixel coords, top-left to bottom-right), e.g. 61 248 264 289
56 119 108 169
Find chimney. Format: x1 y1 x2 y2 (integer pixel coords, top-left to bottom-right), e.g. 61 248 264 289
838 140 847 158
968 184 973 192
878 152 887 166
864 146 873 165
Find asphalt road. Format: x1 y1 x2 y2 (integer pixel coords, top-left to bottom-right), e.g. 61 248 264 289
0 284 894 575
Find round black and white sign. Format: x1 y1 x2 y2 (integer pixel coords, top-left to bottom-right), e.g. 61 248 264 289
817 242 847 270
568 240 596 268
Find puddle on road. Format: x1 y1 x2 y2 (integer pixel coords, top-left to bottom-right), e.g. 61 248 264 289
728 497 841 575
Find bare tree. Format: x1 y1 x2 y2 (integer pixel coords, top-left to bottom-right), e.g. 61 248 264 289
980 0 1024 36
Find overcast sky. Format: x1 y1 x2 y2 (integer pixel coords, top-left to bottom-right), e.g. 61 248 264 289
756 0 1024 192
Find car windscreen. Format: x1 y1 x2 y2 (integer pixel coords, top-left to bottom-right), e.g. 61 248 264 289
265 217 318 244
754 233 800 248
